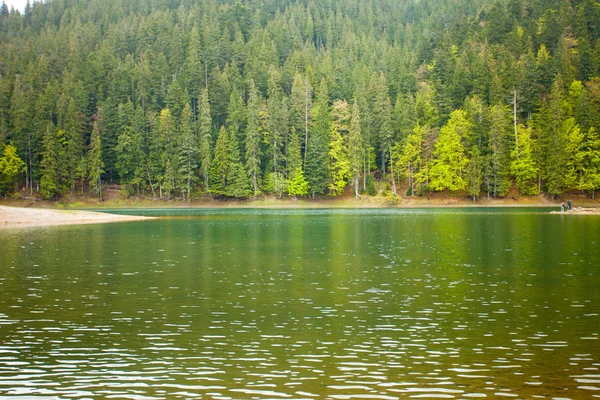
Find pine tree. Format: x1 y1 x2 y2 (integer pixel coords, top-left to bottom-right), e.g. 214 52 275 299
178 104 198 201
579 127 600 198
62 97 83 192
226 130 252 198
305 79 330 196
511 124 539 195
290 72 313 167
245 80 262 196
430 110 471 192
348 99 363 198
88 120 104 200
198 88 213 193
466 147 484 201
488 104 511 197
266 65 287 175
158 109 177 199
226 86 247 156
287 127 309 198
374 76 394 175
399 124 426 196
329 100 351 196
211 125 230 194
40 124 59 199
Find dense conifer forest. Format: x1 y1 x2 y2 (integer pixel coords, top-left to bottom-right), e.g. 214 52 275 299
0 0 599 200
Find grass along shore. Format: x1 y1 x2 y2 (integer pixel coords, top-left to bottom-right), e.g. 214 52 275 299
1 189 598 211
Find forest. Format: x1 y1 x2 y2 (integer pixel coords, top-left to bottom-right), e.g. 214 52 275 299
0 0 599 201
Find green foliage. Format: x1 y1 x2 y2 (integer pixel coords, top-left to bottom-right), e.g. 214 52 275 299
348 100 363 197
40 124 59 199
511 125 539 195
198 88 213 192
328 100 351 196
1 0 600 200
177 104 198 201
305 80 330 197
430 110 470 192
226 131 252 198
210 126 230 195
0 143 25 193
88 121 104 199
287 127 308 198
245 80 262 196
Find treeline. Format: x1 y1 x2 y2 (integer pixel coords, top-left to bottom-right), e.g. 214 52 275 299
0 0 600 200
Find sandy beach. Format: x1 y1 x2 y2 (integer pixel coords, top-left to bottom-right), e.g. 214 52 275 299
0 206 155 228
549 207 600 215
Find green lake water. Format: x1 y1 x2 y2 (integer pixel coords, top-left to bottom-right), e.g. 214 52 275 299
0 208 599 399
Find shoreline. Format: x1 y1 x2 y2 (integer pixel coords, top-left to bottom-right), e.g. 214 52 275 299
2 192 598 211
0 206 156 229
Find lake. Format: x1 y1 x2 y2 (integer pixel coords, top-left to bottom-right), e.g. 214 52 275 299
1 208 599 399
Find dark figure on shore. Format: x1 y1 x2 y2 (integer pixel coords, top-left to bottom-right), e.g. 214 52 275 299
561 201 565 212
568 200 572 210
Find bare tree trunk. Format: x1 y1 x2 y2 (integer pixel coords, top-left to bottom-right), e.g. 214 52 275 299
355 176 360 198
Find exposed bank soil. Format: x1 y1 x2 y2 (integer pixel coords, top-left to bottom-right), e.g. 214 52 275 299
0 206 155 229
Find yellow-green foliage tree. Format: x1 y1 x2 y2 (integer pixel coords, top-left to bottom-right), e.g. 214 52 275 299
429 110 470 192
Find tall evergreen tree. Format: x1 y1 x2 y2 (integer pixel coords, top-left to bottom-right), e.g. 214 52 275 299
305 79 330 196
178 104 198 201
88 120 104 200
40 124 59 199
226 129 252 198
329 100 350 196
348 99 363 198
211 125 230 194
245 80 262 196
287 127 308 198
198 88 213 193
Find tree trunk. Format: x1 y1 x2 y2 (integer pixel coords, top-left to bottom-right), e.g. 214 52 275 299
363 154 366 192
355 175 360 198
514 88 518 158
390 150 396 195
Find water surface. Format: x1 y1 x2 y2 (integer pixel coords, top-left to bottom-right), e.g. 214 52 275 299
1 208 599 399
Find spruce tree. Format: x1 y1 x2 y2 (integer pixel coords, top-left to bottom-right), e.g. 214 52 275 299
226 130 252 198
287 127 309 198
40 124 59 199
245 80 262 196
226 86 247 156
348 100 363 198
511 124 539 195
329 100 350 196
266 65 287 175
211 125 230 194
305 79 330 196
88 120 104 200
198 88 213 193
178 104 198 201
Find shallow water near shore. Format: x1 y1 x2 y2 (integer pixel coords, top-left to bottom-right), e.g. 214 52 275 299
1 208 599 399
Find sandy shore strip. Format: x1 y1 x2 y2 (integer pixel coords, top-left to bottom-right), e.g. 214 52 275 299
549 207 600 215
0 206 155 228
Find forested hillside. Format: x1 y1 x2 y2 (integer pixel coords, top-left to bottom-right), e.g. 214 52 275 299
0 0 599 200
